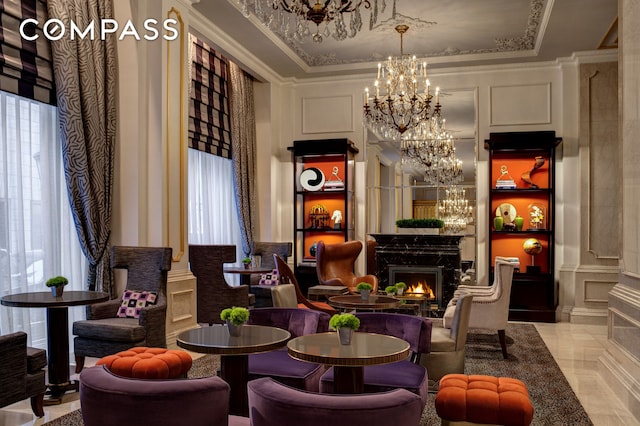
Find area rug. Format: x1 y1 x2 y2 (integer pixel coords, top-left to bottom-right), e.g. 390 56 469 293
44 323 592 426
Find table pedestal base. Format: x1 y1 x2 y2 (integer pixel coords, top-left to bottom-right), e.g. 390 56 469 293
333 366 364 393
44 380 79 405
220 354 249 417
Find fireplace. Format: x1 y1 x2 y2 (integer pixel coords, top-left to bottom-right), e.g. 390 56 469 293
371 233 463 315
389 265 443 309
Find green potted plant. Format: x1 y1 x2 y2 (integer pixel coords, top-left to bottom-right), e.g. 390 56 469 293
395 218 444 235
329 313 360 345
395 281 407 295
356 282 373 300
385 285 398 296
46 276 68 297
220 306 250 336
241 257 253 269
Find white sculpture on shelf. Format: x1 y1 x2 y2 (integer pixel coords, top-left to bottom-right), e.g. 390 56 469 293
331 210 343 229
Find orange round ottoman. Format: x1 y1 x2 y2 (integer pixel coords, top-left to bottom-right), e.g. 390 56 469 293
435 374 534 426
96 347 193 379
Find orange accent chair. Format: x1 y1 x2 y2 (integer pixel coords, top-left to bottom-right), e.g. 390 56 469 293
315 240 378 293
274 255 337 315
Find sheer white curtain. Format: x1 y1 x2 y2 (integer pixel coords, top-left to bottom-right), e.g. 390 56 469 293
188 148 243 284
0 91 88 348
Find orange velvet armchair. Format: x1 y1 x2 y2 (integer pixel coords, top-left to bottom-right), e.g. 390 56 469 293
315 240 378 293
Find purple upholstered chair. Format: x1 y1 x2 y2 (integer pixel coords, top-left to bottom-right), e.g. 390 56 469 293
248 377 423 426
247 307 329 391
319 312 432 406
80 366 249 426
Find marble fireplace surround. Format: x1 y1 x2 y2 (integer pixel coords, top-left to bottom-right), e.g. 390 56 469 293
370 234 463 312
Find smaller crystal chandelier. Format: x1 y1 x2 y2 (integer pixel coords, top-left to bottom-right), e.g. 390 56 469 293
439 186 473 234
237 0 373 43
401 119 463 185
363 25 440 140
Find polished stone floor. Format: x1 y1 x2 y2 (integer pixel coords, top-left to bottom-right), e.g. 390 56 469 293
0 322 638 425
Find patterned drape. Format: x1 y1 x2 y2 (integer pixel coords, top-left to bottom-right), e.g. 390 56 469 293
188 34 232 159
229 62 256 256
0 0 56 104
47 0 117 295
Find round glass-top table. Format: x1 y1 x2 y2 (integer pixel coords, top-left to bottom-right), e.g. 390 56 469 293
287 331 410 393
177 324 290 416
328 294 402 311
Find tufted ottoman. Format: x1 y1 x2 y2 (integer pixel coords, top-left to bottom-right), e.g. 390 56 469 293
96 347 193 379
435 374 533 426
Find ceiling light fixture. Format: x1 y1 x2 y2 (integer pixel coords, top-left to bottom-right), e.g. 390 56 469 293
363 24 442 140
237 0 376 43
439 186 473 234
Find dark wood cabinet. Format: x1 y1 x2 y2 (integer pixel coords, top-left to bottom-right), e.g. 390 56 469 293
485 131 561 322
288 139 358 292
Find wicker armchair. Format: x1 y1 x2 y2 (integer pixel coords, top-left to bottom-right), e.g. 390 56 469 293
0 332 47 417
73 246 172 372
189 245 251 325
250 242 292 285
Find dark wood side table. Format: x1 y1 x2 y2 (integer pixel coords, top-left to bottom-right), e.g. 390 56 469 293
223 266 274 286
1 290 109 402
287 332 410 393
328 294 402 311
177 324 290 416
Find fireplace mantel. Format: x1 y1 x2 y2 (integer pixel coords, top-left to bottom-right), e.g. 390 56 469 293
370 234 463 312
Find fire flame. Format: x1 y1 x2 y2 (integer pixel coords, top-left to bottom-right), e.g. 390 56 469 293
406 281 435 299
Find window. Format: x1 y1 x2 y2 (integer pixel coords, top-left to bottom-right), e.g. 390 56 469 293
187 148 243 284
0 90 88 348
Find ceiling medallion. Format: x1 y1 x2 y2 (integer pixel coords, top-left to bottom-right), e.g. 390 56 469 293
236 0 387 43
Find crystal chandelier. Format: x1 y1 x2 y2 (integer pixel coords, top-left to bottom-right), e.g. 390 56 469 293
401 119 463 186
438 186 473 234
363 25 441 140
236 0 374 43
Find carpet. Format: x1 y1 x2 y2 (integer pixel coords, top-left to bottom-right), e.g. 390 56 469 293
44 323 592 426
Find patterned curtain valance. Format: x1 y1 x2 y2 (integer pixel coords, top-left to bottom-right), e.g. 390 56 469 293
0 0 55 105
189 34 232 159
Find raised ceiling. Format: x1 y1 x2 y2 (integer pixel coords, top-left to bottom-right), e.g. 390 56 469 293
194 0 618 80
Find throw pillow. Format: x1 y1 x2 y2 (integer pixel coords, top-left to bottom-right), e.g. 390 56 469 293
117 290 158 318
259 269 280 285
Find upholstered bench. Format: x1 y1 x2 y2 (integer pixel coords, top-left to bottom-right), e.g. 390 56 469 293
435 374 533 426
96 347 192 379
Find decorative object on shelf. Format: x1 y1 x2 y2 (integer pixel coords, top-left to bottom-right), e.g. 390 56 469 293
309 241 318 257
329 313 360 345
46 275 68 297
220 306 250 337
514 216 524 231
363 25 445 140
356 282 373 300
242 257 253 269
308 204 330 228
331 209 343 229
395 282 407 296
494 216 504 231
324 166 344 191
236 0 382 44
521 156 545 188
528 203 546 229
523 238 543 274
300 167 325 191
495 203 516 224
496 165 516 189
439 186 473 233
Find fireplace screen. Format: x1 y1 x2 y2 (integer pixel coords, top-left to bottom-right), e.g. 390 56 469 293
388 266 443 310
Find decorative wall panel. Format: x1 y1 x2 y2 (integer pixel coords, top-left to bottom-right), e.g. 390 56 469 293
302 95 353 133
489 83 551 125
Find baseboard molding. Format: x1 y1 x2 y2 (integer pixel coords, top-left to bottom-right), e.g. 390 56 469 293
598 348 640 422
